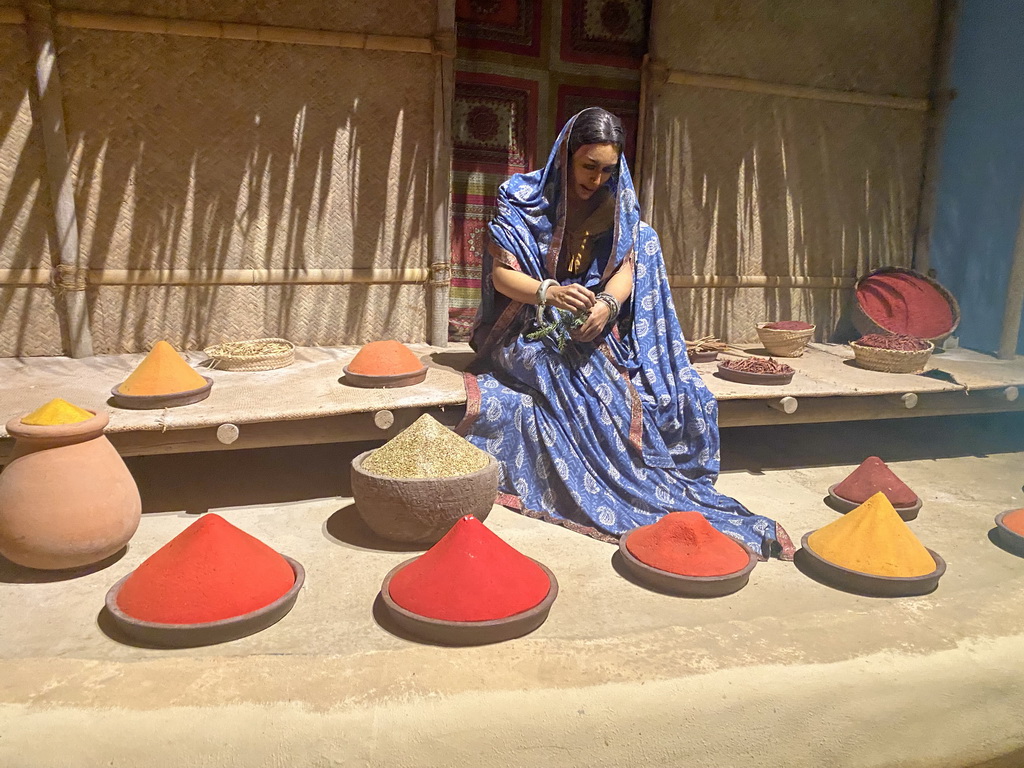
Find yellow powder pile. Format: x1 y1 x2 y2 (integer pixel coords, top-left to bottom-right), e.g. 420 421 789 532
807 492 935 577
118 341 208 396
21 398 93 426
363 414 490 479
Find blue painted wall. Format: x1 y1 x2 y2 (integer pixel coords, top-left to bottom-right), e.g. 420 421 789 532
928 0 1024 354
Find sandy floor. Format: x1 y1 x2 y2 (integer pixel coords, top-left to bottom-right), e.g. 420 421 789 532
1 412 1023 767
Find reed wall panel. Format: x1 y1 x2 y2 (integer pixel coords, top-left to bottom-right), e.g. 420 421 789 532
86 283 427 354
654 0 938 98
0 288 64 356
50 0 436 38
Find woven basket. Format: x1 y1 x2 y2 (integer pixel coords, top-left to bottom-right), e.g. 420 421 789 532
849 340 934 374
853 267 961 346
755 323 815 357
203 338 295 371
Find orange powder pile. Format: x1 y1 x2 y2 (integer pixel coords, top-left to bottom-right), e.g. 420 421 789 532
116 514 295 624
834 456 918 507
626 511 750 577
348 340 422 376
21 398 93 426
1002 509 1024 536
118 341 208 396
807 492 936 577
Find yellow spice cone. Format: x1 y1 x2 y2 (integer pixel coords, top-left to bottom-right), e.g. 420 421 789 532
21 398 94 426
118 341 208 396
807 491 935 577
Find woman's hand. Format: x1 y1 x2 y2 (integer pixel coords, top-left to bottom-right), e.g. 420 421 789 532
547 283 596 314
571 300 611 342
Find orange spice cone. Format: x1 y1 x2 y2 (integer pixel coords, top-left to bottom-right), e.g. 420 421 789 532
118 341 208 396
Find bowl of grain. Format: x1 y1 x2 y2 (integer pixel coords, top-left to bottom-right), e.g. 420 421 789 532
351 415 498 544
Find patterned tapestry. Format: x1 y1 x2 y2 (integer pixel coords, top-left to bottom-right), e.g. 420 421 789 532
449 0 650 341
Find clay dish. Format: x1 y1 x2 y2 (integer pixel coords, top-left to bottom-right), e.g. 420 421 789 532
342 365 428 389
715 363 794 386
351 451 498 544
687 350 719 363
616 528 758 597
993 510 1024 556
826 483 923 521
103 555 304 648
379 558 558 646
797 533 945 597
110 376 213 410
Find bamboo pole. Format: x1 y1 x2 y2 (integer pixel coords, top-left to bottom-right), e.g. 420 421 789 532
429 1 455 348
0 267 430 286
24 1 93 357
664 69 930 112
54 10 435 54
0 7 25 23
997 191 1024 359
667 275 855 289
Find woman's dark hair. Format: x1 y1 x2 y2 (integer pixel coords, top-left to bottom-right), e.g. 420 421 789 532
567 107 624 156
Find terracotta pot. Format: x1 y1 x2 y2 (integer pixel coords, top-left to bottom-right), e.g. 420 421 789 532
351 451 498 544
0 411 141 569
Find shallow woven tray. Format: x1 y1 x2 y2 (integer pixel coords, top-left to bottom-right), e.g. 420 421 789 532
203 338 295 371
755 323 815 357
617 528 757 597
849 340 934 374
853 267 961 346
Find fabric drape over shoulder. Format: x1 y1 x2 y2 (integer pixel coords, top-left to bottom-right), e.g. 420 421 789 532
460 111 794 560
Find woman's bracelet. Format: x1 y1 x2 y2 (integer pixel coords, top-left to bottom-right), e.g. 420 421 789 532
595 292 620 324
535 279 559 324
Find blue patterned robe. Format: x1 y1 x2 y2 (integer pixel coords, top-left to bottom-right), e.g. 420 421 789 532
458 112 793 559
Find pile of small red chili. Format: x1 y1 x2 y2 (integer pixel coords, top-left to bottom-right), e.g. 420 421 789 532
720 357 794 375
856 333 930 351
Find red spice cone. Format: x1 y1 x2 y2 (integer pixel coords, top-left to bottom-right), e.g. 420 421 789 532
387 515 551 622
116 514 294 624
834 457 918 507
626 511 750 577
348 340 422 376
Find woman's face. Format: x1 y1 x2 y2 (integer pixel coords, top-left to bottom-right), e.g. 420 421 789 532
569 142 619 202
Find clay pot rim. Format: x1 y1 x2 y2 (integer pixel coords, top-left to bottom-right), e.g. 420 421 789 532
352 449 498 484
6 409 108 439
104 554 304 634
826 483 922 519
380 556 558 628
715 362 795 385
618 526 759 583
994 510 1024 547
799 532 946 584
342 365 428 389
110 375 214 409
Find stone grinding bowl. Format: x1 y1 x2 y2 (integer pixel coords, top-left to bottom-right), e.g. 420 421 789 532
379 557 558 646
993 510 1024 556
616 527 758 597
826 483 923 521
342 365 428 388
351 451 498 544
103 555 304 647
715 362 795 386
110 376 213 409
797 533 945 597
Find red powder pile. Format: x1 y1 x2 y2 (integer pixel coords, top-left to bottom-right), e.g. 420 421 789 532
348 340 422 375
764 321 814 331
1002 509 1024 536
834 456 918 507
626 511 750 577
388 515 551 621
856 333 931 351
116 514 295 624
856 272 954 339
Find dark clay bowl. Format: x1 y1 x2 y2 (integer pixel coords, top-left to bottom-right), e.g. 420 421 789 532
993 510 1024 556
342 365 428 389
687 350 719 363
826 483 923 521
103 555 304 647
616 527 758 597
797 533 945 597
715 363 794 386
379 557 558 646
110 376 213 409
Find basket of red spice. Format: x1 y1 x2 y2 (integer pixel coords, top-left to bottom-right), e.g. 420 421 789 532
343 340 428 388
716 356 795 385
755 321 815 357
617 512 758 597
853 267 960 346
850 333 934 374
